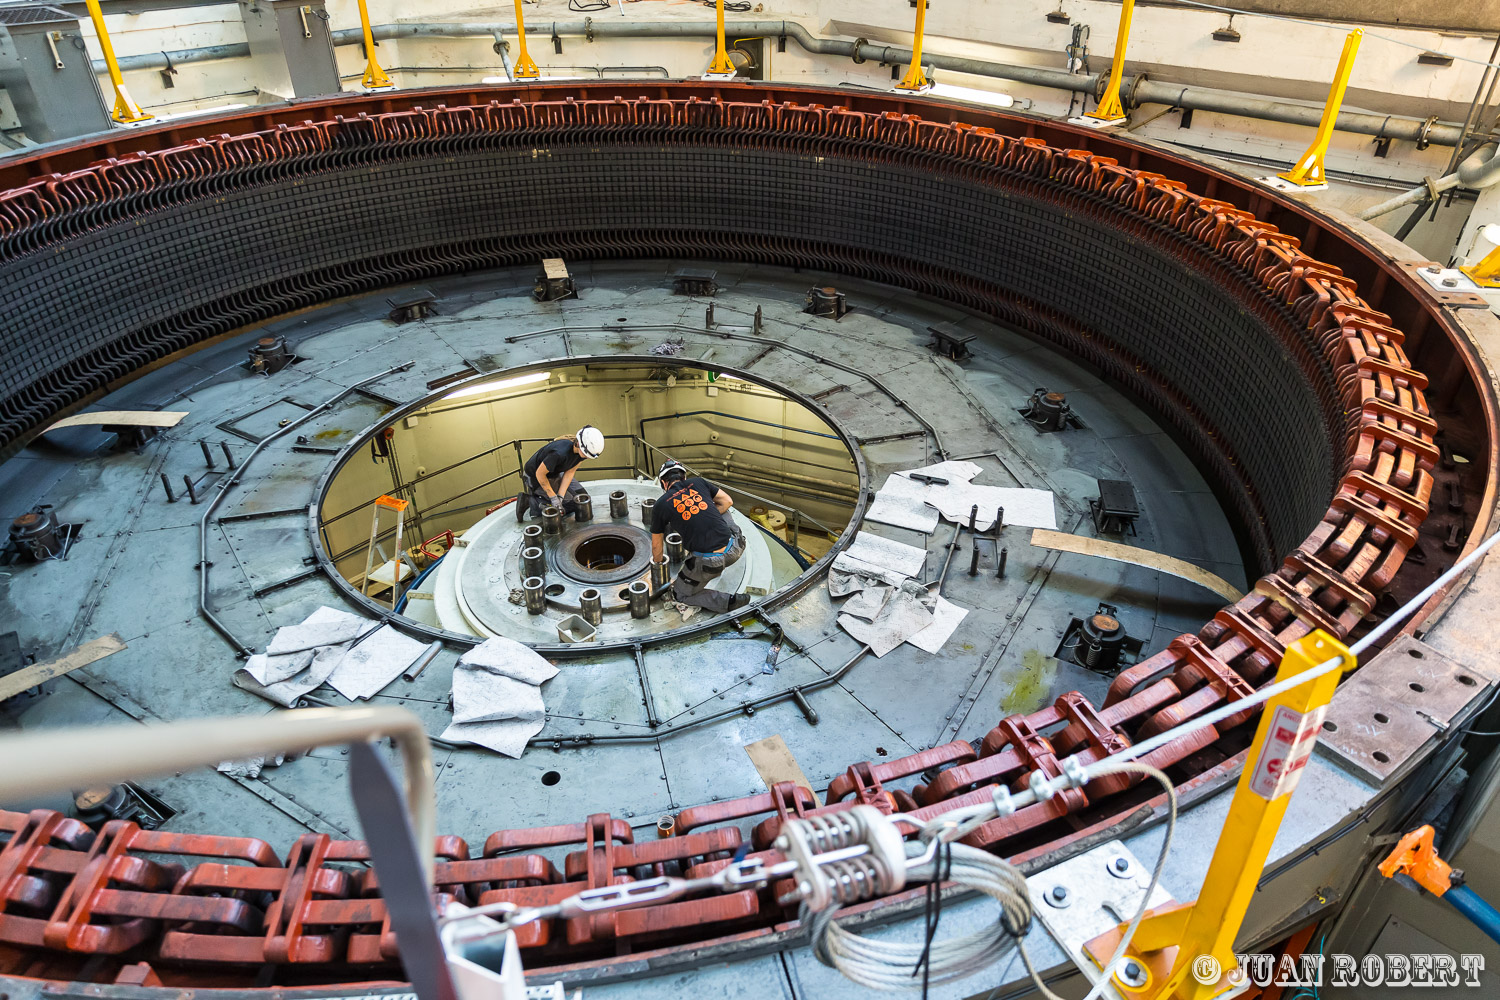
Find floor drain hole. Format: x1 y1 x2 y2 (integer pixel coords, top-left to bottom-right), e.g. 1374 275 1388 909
542 771 561 786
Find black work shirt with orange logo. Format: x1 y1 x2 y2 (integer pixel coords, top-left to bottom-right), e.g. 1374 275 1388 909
651 477 732 553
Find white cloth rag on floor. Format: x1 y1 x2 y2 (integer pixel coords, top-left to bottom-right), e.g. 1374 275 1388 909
907 596 969 654
327 624 430 701
237 644 348 707
217 752 286 779
831 531 929 589
245 648 314 686
865 460 1058 533
441 636 558 758
837 584 936 657
234 606 368 706
266 618 366 655
840 585 892 622
458 637 560 685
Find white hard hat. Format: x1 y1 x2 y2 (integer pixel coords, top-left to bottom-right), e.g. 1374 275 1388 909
577 425 605 459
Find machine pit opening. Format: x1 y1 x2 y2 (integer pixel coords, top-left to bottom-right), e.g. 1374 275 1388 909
314 357 864 650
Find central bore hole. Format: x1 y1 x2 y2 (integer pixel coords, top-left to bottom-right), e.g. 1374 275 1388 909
576 534 636 570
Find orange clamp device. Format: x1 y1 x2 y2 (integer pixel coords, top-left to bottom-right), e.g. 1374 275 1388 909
1378 825 1454 897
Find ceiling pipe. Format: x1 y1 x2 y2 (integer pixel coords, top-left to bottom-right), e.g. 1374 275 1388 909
94 18 1465 147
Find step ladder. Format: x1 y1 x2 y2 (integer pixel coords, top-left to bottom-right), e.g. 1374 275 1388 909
362 494 410 609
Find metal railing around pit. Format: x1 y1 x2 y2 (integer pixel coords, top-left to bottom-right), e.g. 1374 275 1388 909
319 432 855 574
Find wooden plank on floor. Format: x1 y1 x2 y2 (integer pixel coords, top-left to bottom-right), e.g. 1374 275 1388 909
1029 528 1244 603
46 411 188 432
0 634 128 703
744 734 821 806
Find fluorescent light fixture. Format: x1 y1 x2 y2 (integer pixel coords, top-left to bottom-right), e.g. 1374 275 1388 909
443 371 550 400
481 73 585 84
144 102 250 123
925 82 1015 109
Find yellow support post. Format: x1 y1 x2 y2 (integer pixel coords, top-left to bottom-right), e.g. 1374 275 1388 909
1086 0 1135 122
1461 243 1500 288
83 0 150 124
510 0 540 80
1279 30 1363 187
356 0 393 89
1083 630 1356 1000
895 0 931 93
706 0 735 76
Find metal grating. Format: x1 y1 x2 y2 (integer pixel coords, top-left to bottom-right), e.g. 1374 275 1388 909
0 4 73 25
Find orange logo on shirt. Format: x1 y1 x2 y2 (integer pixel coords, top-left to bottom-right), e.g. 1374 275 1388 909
672 488 709 519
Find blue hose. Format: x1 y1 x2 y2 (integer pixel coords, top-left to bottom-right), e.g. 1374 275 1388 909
394 555 444 614
1445 885 1500 946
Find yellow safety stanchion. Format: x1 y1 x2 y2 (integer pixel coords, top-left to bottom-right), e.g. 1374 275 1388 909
706 0 736 76
1280 30 1363 187
1082 630 1357 999
1086 0 1135 122
510 0 540 80
1461 236 1500 288
83 0 151 124
356 0 393 89
895 0 931 92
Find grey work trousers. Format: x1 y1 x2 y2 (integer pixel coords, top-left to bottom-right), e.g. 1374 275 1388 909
524 475 588 519
672 525 746 613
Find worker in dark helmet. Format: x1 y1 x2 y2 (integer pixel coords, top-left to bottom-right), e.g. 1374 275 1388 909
650 459 751 613
520 426 605 519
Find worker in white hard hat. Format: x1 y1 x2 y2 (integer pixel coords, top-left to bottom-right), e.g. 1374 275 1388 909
519 426 605 519
650 459 750 613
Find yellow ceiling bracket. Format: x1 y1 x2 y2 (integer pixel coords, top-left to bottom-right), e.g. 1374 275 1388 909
83 0 151 124
1280 29 1363 187
1086 0 1135 122
895 0 931 93
510 0 540 80
1083 630 1355 999
356 0 393 89
706 0 736 76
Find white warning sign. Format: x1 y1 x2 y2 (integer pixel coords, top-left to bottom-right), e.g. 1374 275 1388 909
1248 704 1327 800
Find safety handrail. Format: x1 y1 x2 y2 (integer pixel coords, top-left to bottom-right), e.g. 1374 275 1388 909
635 437 845 535
321 433 848 558
0 707 438 886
